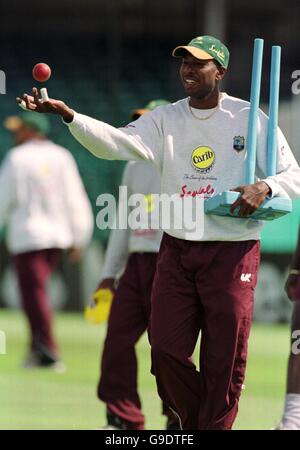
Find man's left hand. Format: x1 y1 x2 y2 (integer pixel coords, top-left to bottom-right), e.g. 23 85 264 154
230 181 271 217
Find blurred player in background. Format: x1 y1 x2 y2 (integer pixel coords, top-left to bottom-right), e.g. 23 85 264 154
96 100 179 430
0 112 93 371
18 35 300 429
276 230 300 429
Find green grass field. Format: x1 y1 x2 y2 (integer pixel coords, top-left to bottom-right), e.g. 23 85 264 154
0 310 290 430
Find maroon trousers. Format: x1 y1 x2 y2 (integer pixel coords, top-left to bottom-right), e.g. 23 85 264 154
150 233 260 430
98 252 174 430
13 248 61 356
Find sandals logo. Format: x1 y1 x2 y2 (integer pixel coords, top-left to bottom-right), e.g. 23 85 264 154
191 146 215 173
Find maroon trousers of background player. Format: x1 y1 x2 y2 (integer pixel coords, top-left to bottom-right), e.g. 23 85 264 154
150 234 260 430
13 248 61 356
98 252 173 430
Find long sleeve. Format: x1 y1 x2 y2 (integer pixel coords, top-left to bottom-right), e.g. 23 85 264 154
0 155 15 227
62 153 94 247
64 111 163 169
100 164 131 279
256 113 300 199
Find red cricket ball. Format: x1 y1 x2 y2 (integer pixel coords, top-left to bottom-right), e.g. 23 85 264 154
32 63 52 82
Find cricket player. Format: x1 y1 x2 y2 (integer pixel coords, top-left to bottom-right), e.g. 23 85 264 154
276 229 300 429
96 100 179 430
0 112 93 370
18 35 300 429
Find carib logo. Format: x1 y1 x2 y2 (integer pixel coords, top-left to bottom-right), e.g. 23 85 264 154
191 146 215 173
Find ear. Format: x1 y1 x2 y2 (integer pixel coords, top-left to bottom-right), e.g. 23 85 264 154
216 67 227 81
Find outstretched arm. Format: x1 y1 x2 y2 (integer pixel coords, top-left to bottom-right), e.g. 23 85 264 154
17 88 162 167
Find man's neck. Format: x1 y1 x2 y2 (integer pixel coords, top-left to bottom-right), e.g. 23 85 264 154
189 89 220 109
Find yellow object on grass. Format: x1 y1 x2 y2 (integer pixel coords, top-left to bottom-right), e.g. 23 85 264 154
85 288 113 324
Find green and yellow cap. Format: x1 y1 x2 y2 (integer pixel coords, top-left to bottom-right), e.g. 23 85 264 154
131 99 170 120
172 35 230 69
4 111 50 135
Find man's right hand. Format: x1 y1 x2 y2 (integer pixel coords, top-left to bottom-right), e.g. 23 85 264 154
96 278 116 293
16 87 74 123
93 278 116 305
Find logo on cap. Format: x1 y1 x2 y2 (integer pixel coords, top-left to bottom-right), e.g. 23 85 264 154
209 45 225 62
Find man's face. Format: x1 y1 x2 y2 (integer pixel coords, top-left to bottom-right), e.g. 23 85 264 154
179 53 225 99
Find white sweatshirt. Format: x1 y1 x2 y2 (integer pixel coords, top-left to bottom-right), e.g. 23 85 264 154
101 161 162 279
0 139 94 254
64 93 300 241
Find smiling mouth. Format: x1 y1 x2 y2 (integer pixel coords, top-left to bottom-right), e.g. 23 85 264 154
184 79 197 85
